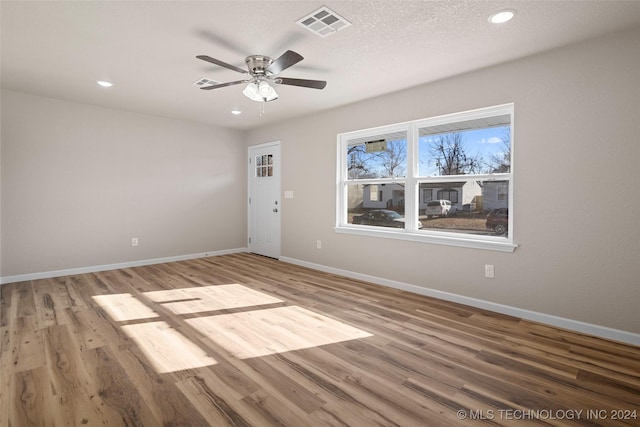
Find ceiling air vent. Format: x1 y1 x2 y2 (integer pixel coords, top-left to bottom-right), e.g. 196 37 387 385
193 78 219 87
297 6 351 38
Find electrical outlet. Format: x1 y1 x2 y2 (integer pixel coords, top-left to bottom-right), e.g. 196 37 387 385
316 240 322 249
485 264 495 278
131 237 139 247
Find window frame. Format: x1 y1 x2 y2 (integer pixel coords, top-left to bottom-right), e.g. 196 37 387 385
335 104 516 252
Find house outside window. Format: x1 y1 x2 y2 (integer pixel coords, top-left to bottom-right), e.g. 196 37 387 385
336 104 515 252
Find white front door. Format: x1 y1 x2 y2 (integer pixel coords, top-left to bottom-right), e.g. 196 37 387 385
248 142 281 258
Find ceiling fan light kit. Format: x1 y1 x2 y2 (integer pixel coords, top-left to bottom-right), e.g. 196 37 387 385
241 55 279 102
243 81 278 102
196 50 326 105
258 81 278 100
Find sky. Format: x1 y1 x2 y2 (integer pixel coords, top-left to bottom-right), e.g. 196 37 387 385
418 126 511 176
348 125 511 178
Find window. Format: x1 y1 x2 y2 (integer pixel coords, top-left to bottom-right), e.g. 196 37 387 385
256 154 273 177
436 189 458 204
498 185 508 201
369 185 380 202
422 188 433 203
336 104 515 252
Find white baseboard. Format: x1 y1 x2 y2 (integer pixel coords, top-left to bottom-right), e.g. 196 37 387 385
0 248 248 285
280 256 640 347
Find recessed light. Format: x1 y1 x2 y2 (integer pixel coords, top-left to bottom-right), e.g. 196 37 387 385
96 80 113 87
488 9 515 24
231 109 242 115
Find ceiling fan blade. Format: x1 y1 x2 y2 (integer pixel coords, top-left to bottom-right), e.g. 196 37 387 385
275 77 327 90
200 80 246 90
196 55 247 74
267 50 304 75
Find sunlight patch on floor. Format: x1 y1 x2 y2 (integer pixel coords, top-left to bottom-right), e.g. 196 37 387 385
144 284 283 315
121 321 217 373
92 293 159 321
187 305 373 359
92 284 372 374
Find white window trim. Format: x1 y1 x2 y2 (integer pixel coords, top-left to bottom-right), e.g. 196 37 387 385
335 104 516 253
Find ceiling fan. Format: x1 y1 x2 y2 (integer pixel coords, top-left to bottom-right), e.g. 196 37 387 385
196 50 327 102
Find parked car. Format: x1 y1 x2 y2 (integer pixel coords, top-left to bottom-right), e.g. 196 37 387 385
353 209 423 229
486 208 508 235
425 200 453 218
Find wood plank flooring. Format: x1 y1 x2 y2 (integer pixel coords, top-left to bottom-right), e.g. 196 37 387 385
1 253 639 426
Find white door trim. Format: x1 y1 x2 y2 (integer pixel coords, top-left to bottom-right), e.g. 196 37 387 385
247 141 281 259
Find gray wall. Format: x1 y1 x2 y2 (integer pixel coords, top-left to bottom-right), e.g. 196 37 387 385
246 27 640 334
1 91 247 276
2 27 638 335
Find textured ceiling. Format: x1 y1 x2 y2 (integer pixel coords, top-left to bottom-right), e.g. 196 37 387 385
2 1 640 130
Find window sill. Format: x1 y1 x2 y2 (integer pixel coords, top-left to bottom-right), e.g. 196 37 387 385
334 226 517 252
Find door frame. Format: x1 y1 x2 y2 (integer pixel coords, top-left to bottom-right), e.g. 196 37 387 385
247 141 281 258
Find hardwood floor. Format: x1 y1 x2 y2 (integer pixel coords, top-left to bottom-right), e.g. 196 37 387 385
1 253 639 426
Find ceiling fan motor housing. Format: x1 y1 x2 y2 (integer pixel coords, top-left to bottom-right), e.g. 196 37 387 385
245 55 273 77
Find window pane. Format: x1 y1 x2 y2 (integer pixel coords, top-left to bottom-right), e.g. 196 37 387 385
418 179 509 238
419 125 511 176
346 131 407 179
256 154 275 178
347 183 406 229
